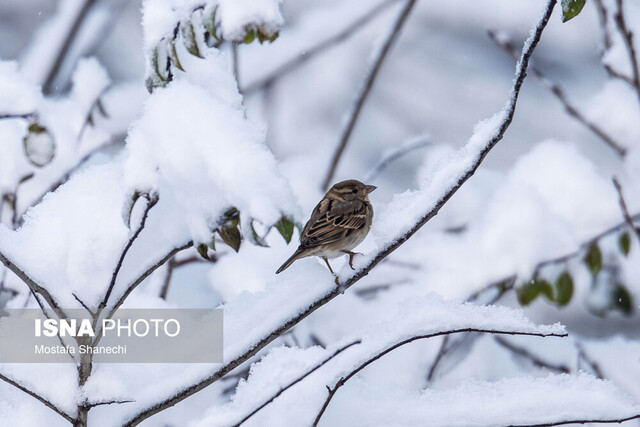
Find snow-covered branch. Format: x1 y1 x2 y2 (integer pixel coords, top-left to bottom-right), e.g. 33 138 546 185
312 328 567 426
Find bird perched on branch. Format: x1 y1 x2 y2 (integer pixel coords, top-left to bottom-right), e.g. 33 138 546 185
276 179 376 277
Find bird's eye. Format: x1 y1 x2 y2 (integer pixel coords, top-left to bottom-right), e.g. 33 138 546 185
352 189 358 193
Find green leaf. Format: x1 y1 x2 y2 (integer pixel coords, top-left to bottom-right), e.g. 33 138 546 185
275 216 295 244
146 45 170 92
204 6 221 42
561 0 586 23
23 123 55 167
517 279 552 306
168 40 185 71
612 284 633 315
243 29 256 44
181 21 203 58
619 231 631 257
249 221 269 247
197 243 210 261
584 243 603 276
555 271 574 306
219 225 241 252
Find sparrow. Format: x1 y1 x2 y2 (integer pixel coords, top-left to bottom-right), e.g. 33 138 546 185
276 179 376 276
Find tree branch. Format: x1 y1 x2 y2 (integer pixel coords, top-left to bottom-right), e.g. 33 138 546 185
98 193 157 312
322 0 416 191
0 372 75 423
0 113 37 120
0 251 67 321
612 177 640 243
511 414 640 427
494 335 570 373
312 328 567 426
613 0 640 108
231 340 361 427
488 29 626 157
124 3 556 424
42 0 99 94
363 135 432 182
242 0 400 95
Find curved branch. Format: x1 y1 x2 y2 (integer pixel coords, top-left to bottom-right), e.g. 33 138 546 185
123 2 556 424
612 178 640 243
322 0 416 190
0 372 75 423
231 340 361 427
312 328 567 426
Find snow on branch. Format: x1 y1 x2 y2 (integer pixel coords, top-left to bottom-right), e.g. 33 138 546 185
123 2 558 424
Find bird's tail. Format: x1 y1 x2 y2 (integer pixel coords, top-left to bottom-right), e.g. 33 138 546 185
276 248 305 274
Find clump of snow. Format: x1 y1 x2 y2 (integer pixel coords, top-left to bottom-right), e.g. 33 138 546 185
217 0 283 42
0 61 41 114
125 39 296 245
0 163 129 307
69 57 110 111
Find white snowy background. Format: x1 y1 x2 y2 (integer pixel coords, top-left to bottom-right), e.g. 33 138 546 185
0 0 640 426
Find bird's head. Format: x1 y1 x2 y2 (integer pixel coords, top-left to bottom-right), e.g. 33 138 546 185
328 179 376 202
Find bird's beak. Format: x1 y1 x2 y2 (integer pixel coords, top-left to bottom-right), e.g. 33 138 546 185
364 185 377 194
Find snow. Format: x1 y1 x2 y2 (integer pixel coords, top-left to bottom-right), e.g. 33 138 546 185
217 0 283 42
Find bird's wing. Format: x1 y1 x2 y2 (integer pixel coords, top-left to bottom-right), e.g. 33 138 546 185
300 200 369 248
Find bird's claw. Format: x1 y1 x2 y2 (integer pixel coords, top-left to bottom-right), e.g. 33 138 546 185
342 250 359 270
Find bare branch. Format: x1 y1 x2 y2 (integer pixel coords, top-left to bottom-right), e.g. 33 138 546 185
494 336 570 373
488 29 626 157
124 3 556 424
0 113 37 120
43 0 99 94
322 0 417 191
612 177 640 243
77 87 111 143
0 372 75 423
363 135 432 182
312 328 567 426
511 414 640 427
613 0 640 107
242 0 400 95
99 193 157 311
160 254 215 300
231 340 361 427
576 341 605 380
0 252 67 321
85 399 134 408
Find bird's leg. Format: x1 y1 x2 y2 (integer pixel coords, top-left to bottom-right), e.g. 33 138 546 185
322 257 340 286
341 250 358 270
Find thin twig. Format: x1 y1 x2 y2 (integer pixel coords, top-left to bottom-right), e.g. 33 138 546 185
488 29 626 157
612 177 640 242
614 0 640 107
99 194 157 311
43 0 98 94
0 252 67 321
576 341 605 380
0 113 37 120
363 135 432 182
232 340 360 427
0 372 75 423
77 87 110 143
124 3 556 424
509 414 640 427
322 0 416 191
85 399 134 408
242 0 400 95
312 328 567 426
592 0 634 84
159 254 213 300
494 336 570 373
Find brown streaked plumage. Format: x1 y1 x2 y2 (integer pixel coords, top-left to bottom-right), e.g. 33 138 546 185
276 179 376 275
